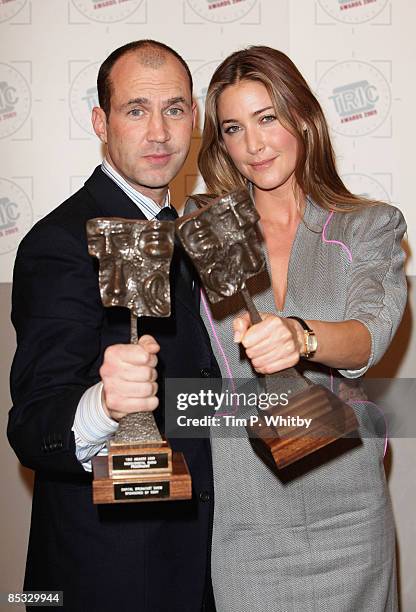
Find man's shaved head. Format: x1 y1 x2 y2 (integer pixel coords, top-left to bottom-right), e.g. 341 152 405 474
97 40 193 117
136 45 166 69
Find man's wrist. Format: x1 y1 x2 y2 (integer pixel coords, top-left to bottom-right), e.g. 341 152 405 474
73 382 118 447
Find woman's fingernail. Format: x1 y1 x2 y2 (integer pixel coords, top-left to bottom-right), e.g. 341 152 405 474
233 331 241 343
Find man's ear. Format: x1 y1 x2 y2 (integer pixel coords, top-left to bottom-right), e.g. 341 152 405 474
191 100 197 130
92 107 108 144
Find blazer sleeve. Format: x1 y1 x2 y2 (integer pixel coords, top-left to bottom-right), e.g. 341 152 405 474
8 220 104 475
339 204 407 378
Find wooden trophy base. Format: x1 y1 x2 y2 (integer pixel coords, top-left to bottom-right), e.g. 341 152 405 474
246 384 359 470
92 440 192 504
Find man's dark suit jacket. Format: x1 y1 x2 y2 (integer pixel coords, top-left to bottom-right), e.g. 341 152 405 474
8 167 220 612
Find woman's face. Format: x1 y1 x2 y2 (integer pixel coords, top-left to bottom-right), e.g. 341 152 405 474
217 80 299 194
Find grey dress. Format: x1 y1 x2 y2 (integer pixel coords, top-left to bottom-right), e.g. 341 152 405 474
187 196 407 612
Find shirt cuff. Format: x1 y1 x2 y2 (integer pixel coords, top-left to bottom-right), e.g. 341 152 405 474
73 381 118 445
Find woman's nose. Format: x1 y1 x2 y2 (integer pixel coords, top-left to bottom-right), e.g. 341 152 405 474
245 128 264 156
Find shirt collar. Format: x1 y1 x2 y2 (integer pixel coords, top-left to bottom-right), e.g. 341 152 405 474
101 159 171 220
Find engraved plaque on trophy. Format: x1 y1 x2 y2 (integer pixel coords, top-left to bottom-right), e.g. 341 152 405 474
176 190 358 469
87 217 191 503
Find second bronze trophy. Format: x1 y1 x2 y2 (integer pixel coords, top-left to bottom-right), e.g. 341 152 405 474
176 189 359 470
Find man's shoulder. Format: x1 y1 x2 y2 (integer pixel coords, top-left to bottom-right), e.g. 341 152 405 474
19 169 103 251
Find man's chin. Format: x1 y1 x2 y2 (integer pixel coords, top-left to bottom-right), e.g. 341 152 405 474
129 176 170 192
134 167 182 191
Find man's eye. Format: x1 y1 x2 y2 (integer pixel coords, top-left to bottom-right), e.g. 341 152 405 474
166 107 183 117
128 108 143 117
260 114 276 124
224 124 240 135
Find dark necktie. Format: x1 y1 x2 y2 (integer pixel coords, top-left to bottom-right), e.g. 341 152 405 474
155 206 178 222
155 207 196 306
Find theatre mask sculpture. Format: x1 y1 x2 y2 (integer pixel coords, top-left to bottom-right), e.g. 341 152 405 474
86 217 175 317
176 189 264 303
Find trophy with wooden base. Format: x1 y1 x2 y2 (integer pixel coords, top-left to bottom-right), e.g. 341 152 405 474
176 190 358 470
87 217 192 503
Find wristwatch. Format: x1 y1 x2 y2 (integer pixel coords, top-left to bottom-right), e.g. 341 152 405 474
287 316 318 359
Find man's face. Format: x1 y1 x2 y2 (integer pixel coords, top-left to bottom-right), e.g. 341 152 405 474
92 52 196 203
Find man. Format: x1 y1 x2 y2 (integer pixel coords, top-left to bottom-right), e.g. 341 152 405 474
8 40 219 612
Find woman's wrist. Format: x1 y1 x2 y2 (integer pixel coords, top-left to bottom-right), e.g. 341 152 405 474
286 316 318 358
286 317 307 356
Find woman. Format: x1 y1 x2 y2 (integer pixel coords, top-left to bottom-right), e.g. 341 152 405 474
192 46 407 611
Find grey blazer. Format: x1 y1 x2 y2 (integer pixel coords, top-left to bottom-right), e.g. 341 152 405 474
186 196 407 612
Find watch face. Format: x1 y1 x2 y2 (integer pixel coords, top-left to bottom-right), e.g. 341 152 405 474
306 332 318 354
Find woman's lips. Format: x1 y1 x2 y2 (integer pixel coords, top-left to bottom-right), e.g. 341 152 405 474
249 157 276 170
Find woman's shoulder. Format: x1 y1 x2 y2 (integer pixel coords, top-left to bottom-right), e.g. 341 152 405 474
312 199 407 239
346 202 406 240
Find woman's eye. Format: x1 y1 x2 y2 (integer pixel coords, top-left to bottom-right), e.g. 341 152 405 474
224 124 240 135
260 114 276 124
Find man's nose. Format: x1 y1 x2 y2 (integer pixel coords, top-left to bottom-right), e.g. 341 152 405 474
146 112 170 143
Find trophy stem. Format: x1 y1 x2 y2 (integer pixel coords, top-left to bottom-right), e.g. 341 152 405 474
113 311 162 445
130 311 138 344
241 286 262 324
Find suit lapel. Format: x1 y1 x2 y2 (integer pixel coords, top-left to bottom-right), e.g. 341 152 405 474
84 166 147 220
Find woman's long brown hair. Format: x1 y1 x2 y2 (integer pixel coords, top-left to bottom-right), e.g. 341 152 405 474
198 46 378 212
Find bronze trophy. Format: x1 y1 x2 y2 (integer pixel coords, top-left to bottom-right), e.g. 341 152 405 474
86 217 192 503
176 190 358 470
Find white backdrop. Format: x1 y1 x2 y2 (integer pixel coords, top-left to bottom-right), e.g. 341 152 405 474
0 0 415 277
0 1 415 609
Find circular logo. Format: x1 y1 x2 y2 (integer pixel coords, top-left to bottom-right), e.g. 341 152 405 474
0 63 31 139
317 61 391 137
318 0 389 24
193 60 221 131
342 173 390 203
71 0 144 23
0 178 33 254
187 0 257 23
69 62 100 135
0 0 27 23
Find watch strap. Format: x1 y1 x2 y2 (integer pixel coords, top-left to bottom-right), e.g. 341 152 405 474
287 316 317 358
